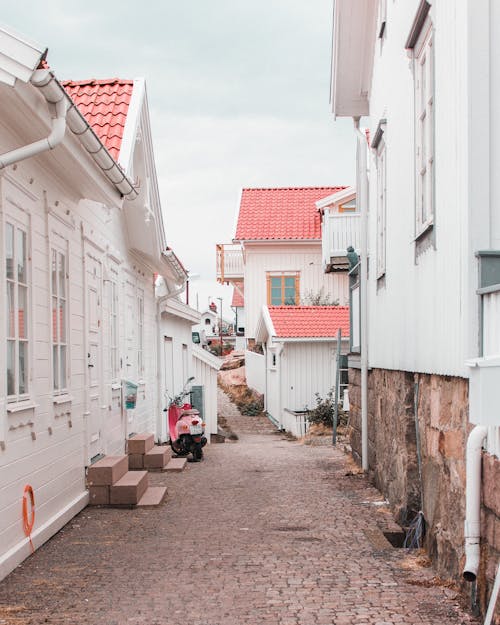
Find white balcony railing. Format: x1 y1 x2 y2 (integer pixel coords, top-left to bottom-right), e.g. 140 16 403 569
216 243 244 282
322 213 361 270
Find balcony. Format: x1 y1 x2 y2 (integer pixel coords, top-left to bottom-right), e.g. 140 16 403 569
322 213 360 272
216 243 244 283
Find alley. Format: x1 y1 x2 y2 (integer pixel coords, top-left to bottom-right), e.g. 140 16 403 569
0 393 477 625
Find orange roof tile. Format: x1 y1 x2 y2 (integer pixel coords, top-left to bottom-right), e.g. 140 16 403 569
231 285 244 308
268 306 349 338
62 78 133 160
235 187 346 241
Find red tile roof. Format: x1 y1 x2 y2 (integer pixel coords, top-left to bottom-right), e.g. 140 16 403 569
62 79 134 160
235 187 346 241
268 306 349 338
231 285 244 308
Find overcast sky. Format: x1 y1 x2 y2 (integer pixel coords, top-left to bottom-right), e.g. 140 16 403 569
3 1 356 316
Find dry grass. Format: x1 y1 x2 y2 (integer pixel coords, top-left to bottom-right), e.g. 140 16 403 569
218 379 264 416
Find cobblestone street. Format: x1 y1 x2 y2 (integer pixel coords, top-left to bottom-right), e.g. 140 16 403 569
0 390 478 625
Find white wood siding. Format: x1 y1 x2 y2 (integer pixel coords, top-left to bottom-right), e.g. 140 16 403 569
244 243 349 339
365 0 470 377
245 350 265 394
192 349 219 438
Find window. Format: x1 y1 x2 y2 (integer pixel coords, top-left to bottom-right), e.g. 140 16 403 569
6 221 29 398
375 135 387 278
407 2 434 237
267 273 299 306
51 249 68 392
137 289 144 377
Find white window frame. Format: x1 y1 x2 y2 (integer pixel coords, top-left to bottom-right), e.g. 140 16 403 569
5 218 30 401
50 245 69 394
413 17 434 237
376 137 387 278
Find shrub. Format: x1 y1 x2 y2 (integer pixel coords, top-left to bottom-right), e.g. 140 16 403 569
307 389 335 427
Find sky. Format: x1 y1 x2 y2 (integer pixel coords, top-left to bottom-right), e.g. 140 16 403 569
3 1 356 318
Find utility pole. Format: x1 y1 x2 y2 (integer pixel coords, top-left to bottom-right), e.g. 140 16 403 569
217 297 223 353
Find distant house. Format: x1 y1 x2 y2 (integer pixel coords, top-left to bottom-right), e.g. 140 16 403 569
217 187 357 432
331 0 500 611
255 305 350 435
0 25 212 581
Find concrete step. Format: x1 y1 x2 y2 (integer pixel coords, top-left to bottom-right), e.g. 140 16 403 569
127 433 155 455
144 445 171 470
88 455 128 486
136 486 168 507
165 457 187 472
88 485 110 505
110 470 148 505
128 453 144 470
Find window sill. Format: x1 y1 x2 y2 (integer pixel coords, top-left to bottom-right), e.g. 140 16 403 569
7 400 38 413
53 394 73 405
414 221 434 243
137 379 146 386
111 382 122 390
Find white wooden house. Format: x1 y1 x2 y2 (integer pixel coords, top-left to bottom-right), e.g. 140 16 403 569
217 187 356 432
255 305 350 436
0 25 202 581
331 0 500 608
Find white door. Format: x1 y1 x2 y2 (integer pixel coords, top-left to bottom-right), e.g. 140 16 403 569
85 251 104 462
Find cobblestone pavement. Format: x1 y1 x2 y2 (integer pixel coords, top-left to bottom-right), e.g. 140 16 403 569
0 389 478 625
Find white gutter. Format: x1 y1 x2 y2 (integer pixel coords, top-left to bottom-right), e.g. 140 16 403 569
354 117 369 472
0 74 68 168
0 68 138 199
463 424 488 582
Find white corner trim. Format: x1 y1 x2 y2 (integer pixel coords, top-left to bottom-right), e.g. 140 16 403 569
118 77 145 174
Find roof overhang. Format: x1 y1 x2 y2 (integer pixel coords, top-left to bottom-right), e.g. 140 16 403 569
162 297 201 324
192 345 223 370
0 24 46 86
331 0 378 118
316 186 356 213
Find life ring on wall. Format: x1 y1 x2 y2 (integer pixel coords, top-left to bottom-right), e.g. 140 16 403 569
22 484 35 552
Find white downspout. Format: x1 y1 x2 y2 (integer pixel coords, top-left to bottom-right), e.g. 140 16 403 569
463 424 488 582
354 117 369 472
0 72 68 169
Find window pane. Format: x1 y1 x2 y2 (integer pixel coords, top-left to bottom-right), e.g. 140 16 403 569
18 341 27 394
271 288 282 305
7 340 15 395
60 345 66 389
17 229 26 283
7 282 14 337
6 223 14 279
58 253 65 297
51 249 57 294
59 300 66 342
18 286 27 339
270 277 282 289
52 296 58 342
284 277 295 288
53 345 59 390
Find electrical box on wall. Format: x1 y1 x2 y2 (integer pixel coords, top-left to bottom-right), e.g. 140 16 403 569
466 356 500 425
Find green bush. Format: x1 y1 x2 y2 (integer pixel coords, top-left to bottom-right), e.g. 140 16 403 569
307 389 335 427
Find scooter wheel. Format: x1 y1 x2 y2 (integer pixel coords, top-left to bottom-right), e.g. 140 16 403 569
169 440 189 457
192 442 203 461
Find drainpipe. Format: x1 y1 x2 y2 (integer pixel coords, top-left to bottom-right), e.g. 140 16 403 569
463 424 488 582
353 117 369 472
0 72 68 168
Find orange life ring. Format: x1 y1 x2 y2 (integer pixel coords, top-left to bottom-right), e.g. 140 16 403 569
22 485 35 552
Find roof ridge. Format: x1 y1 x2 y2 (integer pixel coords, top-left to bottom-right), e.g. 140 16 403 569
62 78 134 86
242 186 347 191
268 305 350 310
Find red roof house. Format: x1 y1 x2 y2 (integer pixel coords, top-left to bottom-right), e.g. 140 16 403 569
267 306 349 339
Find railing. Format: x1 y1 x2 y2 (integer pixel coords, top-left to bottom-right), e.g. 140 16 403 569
322 213 361 269
216 243 244 282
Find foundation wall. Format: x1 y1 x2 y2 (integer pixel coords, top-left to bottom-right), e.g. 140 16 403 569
349 367 500 611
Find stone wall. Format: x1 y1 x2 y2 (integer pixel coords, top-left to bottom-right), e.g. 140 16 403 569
349 366 500 611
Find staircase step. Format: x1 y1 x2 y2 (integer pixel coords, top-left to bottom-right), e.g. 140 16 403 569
88 455 128 486
144 445 171 470
127 433 155 455
128 453 144 470
165 457 187 472
136 486 168 507
110 470 148 505
88 485 110 505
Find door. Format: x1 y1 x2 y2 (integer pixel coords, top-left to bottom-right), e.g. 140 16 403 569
85 251 104 462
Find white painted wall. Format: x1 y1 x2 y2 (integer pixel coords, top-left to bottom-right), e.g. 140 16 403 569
243 242 349 339
192 347 221 439
245 350 265 395
364 0 471 377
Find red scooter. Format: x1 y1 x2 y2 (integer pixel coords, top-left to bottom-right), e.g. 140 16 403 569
165 378 207 462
